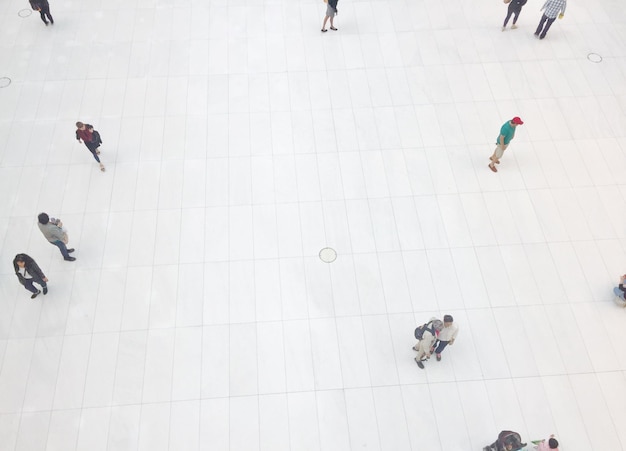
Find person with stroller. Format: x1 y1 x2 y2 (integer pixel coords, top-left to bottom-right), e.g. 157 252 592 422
484 430 527 451
412 318 443 369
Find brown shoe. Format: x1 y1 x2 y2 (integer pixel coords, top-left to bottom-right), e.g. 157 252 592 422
488 164 497 173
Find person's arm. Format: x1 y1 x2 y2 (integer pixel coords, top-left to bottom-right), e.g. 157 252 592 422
27 258 46 281
450 326 459 344
520 0 528 6
560 0 567 15
499 135 506 146
76 129 82 142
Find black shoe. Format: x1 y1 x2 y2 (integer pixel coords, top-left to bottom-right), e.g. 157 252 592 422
43 287 48 295
67 248 75 253
64 256 76 261
50 19 54 24
540 35 545 40
415 358 424 369
31 290 41 299
44 21 49 26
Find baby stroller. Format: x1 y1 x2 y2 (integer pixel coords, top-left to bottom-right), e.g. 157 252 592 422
484 430 527 451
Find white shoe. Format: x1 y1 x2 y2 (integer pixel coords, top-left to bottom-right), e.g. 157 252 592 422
511 24 518 29
501 26 505 31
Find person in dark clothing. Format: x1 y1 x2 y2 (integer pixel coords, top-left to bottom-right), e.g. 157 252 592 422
502 0 528 30
321 0 338 32
13 254 48 299
613 274 626 307
76 121 105 172
484 430 527 451
29 0 54 26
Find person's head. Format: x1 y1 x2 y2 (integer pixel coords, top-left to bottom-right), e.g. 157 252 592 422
76 121 85 130
511 116 524 128
432 319 444 332
548 438 559 449
14 255 26 268
38 212 49 224
443 314 454 327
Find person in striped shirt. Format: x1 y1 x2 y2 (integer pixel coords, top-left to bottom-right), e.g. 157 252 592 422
534 0 566 40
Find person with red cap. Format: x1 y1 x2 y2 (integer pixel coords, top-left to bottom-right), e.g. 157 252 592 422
489 117 523 172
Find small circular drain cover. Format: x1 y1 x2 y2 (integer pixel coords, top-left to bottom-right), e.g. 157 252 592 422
319 247 337 263
587 53 602 63
18 9 32 17
0 77 11 88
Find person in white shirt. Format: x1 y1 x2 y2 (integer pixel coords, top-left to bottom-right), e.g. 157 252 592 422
431 314 459 361
13 254 48 299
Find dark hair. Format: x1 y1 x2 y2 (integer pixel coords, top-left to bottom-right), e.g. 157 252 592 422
548 438 558 449
14 254 26 263
443 314 453 323
38 212 49 224
76 121 84 128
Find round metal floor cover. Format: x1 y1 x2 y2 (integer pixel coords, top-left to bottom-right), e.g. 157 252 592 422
587 53 602 63
0 77 11 88
319 247 337 263
18 9 32 17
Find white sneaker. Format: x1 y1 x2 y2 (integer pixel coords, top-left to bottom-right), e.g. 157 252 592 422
501 26 505 31
511 24 518 29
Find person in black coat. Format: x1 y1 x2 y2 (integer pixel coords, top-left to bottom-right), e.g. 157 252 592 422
13 254 48 299
29 0 54 26
321 0 339 32
502 0 527 31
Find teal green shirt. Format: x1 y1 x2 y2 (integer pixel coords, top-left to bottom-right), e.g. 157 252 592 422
496 121 515 145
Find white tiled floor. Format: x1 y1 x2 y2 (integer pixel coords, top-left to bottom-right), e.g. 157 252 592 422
1 0 626 449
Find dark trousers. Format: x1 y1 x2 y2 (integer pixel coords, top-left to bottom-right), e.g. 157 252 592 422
84 141 101 163
38 5 53 24
23 277 47 294
535 14 556 38
434 340 449 354
503 6 521 27
51 239 70 259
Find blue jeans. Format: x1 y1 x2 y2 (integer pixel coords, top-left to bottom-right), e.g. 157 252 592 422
51 240 70 259
614 287 625 300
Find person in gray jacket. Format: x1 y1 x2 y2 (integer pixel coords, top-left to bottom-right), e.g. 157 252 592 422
37 212 76 261
13 254 48 298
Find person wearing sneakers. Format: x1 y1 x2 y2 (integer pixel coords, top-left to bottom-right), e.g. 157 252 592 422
37 213 76 261
534 0 566 40
76 121 105 172
489 116 523 173
321 0 338 32
13 254 48 299
412 318 443 369
502 0 528 31
431 314 458 361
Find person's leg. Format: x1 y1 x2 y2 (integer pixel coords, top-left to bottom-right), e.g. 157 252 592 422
322 15 329 31
33 276 48 294
434 340 449 355
503 8 514 28
330 13 336 29
51 240 71 259
43 5 53 24
22 279 38 294
539 17 556 38
38 9 48 24
511 8 520 26
535 14 547 36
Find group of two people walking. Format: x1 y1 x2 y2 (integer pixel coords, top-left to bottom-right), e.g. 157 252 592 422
502 0 567 40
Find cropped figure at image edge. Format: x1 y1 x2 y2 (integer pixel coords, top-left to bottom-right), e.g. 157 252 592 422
29 0 53 26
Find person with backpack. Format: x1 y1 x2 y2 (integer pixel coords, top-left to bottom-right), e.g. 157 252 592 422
412 318 443 369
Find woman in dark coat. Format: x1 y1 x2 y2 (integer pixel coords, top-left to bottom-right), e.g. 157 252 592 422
13 254 48 299
29 0 54 26
502 0 528 31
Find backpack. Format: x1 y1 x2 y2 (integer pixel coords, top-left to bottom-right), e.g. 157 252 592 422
414 319 443 340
